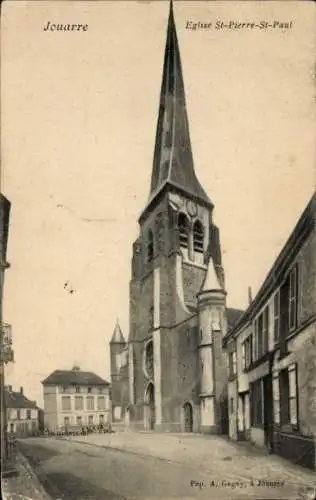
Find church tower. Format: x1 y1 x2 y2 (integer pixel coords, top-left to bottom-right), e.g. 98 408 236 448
128 0 225 432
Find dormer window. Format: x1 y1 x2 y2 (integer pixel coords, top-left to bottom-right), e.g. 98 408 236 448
147 230 154 262
178 213 189 249
193 220 204 253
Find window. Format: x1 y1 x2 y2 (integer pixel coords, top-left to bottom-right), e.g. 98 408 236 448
274 291 280 342
257 314 263 358
99 414 104 424
289 266 298 331
279 265 299 347
241 342 246 369
230 398 234 413
76 416 82 426
250 379 264 426
149 305 154 330
178 213 189 249
10 409 17 420
98 396 106 410
228 347 237 378
253 307 269 361
88 415 93 426
87 396 94 410
147 230 154 263
288 364 298 426
26 410 31 420
61 396 71 411
272 372 280 424
253 319 258 361
64 416 69 427
17 410 20 420
263 306 269 353
232 351 237 375
61 386 68 393
279 364 298 428
193 220 204 253
99 387 104 394
242 334 253 371
87 387 92 394
75 396 83 410
144 340 154 379
75 385 81 393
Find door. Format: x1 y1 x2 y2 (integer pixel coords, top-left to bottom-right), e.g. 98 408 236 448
238 394 246 440
183 402 193 432
145 383 155 431
263 375 273 452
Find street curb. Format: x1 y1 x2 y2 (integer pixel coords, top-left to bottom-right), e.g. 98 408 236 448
17 451 53 500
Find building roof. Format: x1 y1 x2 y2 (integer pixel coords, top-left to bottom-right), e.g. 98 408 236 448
143 0 212 218
224 190 316 342
227 308 245 331
5 390 38 410
41 369 110 386
110 319 126 344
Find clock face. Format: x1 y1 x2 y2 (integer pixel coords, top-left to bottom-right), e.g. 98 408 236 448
187 200 198 217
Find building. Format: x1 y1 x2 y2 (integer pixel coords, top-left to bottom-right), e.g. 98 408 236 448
223 191 316 471
42 366 111 431
0 193 12 472
109 0 243 433
5 386 40 437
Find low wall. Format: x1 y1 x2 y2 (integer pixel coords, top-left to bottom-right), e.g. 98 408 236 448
273 431 316 471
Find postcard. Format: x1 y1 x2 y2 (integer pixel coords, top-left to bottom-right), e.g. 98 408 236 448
1 1 315 499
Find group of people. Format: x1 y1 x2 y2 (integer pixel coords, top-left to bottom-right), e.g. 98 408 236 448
45 423 113 437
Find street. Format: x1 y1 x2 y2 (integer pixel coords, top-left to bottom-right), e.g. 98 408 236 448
16 431 316 500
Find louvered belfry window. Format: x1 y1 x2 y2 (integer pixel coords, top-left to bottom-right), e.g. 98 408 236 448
193 220 204 253
178 213 189 248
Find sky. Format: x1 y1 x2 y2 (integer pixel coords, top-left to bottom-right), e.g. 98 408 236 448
1 0 315 407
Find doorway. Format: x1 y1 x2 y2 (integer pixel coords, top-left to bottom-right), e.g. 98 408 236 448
183 402 193 432
145 383 155 431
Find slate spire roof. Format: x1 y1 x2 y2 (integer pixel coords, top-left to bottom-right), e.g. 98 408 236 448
148 0 212 208
110 319 126 344
200 257 222 292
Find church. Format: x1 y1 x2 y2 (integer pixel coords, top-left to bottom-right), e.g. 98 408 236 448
110 0 243 434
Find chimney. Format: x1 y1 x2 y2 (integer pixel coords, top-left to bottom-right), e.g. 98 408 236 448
248 286 253 306
20 386 23 395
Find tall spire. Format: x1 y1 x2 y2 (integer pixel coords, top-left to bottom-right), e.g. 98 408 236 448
148 0 211 208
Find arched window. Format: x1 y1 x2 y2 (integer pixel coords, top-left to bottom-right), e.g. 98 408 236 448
178 213 189 249
144 340 154 379
193 220 204 253
147 230 154 262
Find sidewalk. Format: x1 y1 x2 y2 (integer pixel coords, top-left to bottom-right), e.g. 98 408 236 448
2 451 52 500
67 429 316 492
